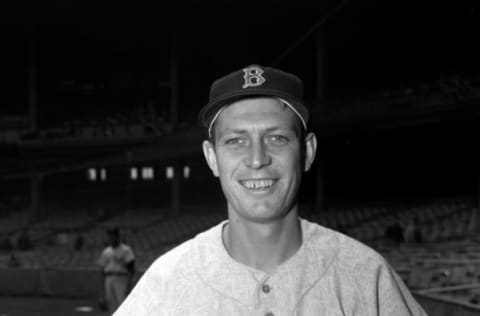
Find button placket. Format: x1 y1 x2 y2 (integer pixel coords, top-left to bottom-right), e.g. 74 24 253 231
251 271 269 309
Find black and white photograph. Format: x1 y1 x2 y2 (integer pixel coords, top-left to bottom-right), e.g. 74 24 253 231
1 1 479 315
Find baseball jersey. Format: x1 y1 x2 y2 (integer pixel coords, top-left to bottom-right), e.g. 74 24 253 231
98 243 135 274
114 218 427 315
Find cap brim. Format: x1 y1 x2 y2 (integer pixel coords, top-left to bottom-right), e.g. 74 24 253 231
200 89 308 132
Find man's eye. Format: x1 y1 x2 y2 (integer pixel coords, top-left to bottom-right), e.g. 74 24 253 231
225 138 246 145
268 135 289 144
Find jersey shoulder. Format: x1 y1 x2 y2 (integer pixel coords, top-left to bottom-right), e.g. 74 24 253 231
145 221 224 280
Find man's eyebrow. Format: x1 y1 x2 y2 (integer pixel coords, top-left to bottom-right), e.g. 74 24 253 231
220 126 296 135
219 128 248 135
264 126 296 133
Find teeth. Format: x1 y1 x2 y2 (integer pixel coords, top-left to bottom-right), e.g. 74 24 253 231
241 179 274 190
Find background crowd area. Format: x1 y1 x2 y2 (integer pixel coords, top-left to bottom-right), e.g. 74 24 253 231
1 198 480 311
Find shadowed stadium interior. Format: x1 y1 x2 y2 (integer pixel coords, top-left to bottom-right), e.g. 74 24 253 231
1 0 480 315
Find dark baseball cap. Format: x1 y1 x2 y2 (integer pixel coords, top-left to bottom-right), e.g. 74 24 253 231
107 227 120 237
199 65 309 137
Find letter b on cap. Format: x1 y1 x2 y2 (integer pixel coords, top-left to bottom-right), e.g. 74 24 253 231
242 66 266 88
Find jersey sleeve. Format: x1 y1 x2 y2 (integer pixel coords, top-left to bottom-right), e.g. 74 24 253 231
114 250 177 315
123 245 135 263
97 249 107 267
114 239 194 315
377 263 428 316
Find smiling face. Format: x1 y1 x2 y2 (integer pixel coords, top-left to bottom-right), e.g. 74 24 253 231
202 97 317 223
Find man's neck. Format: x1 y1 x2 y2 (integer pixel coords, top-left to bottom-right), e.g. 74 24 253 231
223 211 302 273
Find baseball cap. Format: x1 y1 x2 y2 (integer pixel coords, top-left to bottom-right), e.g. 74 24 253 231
107 227 120 237
199 65 309 137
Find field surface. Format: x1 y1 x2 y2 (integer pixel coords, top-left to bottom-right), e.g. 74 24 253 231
0 296 107 316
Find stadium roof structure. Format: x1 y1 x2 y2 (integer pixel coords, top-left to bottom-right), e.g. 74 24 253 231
2 1 479 112
1 0 480 178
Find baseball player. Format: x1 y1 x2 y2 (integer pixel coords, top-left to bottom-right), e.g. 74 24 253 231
97 227 135 314
113 65 427 315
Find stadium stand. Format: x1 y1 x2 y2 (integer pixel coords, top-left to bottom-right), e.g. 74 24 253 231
1 199 479 312
416 284 480 316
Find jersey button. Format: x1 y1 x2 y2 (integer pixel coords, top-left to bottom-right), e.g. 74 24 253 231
265 312 274 316
262 284 271 293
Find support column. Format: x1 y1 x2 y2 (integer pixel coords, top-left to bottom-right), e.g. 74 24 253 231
170 164 181 217
315 27 327 114
169 20 179 127
29 174 42 224
314 156 326 214
477 160 480 210
126 181 133 214
27 36 38 132
126 152 133 214
475 159 480 233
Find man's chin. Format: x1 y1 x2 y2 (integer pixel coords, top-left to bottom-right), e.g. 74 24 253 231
237 205 291 223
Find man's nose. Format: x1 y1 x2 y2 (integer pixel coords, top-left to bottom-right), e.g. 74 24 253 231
245 140 271 169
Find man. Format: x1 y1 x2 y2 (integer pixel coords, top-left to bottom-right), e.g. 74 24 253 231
98 227 135 314
114 65 427 315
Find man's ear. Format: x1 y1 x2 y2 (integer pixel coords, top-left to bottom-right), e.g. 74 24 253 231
303 132 317 172
202 140 219 177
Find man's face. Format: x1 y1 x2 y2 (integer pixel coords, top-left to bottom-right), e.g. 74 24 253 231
203 97 317 223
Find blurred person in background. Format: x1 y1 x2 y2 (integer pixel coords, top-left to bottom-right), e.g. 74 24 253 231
97 227 135 314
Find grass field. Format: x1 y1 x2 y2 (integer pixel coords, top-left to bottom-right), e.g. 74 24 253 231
0 296 108 316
